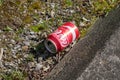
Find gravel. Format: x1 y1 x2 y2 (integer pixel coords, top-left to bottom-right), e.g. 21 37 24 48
0 25 73 79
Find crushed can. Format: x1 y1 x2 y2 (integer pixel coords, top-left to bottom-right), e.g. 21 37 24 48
44 22 80 53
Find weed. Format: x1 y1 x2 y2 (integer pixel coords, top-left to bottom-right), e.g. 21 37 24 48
30 21 48 32
0 0 3 6
26 54 34 62
3 26 13 31
0 70 25 80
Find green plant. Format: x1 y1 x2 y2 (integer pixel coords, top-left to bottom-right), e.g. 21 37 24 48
0 70 25 80
3 26 13 31
0 0 3 6
65 0 73 7
92 0 119 16
26 54 34 62
30 21 48 32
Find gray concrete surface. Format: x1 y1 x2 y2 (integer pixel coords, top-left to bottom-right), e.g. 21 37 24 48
77 27 120 80
45 5 120 80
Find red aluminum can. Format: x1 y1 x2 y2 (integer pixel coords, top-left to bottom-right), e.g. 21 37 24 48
44 22 80 53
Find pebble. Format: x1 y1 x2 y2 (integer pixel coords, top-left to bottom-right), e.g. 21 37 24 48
0 30 3 33
41 32 47 38
14 45 21 50
11 39 16 44
0 61 3 67
65 47 70 52
17 59 21 64
25 36 29 40
23 41 30 46
11 49 16 54
9 62 16 67
38 57 43 62
70 10 75 13
2 35 6 39
30 35 37 38
28 62 35 68
80 22 86 27
12 55 17 59
9 44 13 48
50 3 55 8
51 10 55 17
30 31 35 35
35 63 43 70
82 17 90 22
22 46 29 51
43 65 50 72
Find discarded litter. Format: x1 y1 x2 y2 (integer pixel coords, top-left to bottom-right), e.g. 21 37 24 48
44 22 80 53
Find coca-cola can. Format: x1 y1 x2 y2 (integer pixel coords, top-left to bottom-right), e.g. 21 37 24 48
44 22 80 53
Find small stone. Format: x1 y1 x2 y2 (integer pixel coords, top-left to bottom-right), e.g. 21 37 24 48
71 41 76 47
47 59 53 64
80 22 86 27
9 44 13 47
28 62 35 68
5 39 8 41
50 3 55 8
51 10 55 17
30 31 35 35
2 35 6 39
35 63 43 70
38 57 43 62
14 45 21 50
9 62 15 67
65 47 70 52
30 35 37 38
12 55 17 59
82 17 90 22
11 49 16 54
23 41 30 46
11 39 16 44
43 65 50 72
0 61 3 67
17 59 21 64
70 10 75 13
25 36 29 40
41 32 47 38
0 30 3 33
22 46 29 51
34 10 38 13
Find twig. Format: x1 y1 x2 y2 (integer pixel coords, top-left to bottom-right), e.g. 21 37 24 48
0 48 3 60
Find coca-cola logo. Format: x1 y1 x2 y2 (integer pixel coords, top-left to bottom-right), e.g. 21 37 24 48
54 29 68 47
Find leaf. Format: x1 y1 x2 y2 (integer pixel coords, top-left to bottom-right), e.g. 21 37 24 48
3 26 13 31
